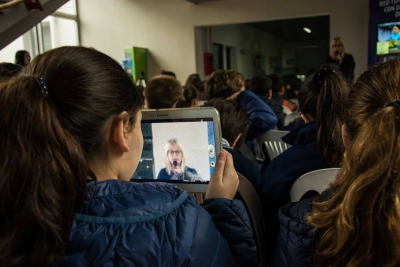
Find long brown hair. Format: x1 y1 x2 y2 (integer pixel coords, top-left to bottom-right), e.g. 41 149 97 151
308 59 400 266
298 68 350 166
0 46 143 266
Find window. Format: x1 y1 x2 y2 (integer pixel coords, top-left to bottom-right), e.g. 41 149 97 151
0 0 79 63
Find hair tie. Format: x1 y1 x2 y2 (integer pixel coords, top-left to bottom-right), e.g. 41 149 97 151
312 68 336 90
36 76 48 97
381 99 400 110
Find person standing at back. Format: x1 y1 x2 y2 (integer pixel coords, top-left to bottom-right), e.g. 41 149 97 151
0 46 257 267
326 37 355 83
15 50 31 66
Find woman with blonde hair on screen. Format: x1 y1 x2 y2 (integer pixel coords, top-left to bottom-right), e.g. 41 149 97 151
157 139 199 181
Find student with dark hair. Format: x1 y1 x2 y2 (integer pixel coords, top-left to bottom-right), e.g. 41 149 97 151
177 85 198 108
250 75 285 129
185 73 206 101
272 58 400 267
145 75 182 108
206 69 277 140
14 50 31 66
0 46 256 266
204 98 260 188
161 70 176 78
0 63 22 78
259 67 350 260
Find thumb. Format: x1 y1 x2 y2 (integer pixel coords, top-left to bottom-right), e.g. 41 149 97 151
212 151 227 182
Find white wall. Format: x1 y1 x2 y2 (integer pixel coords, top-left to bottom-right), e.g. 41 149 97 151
210 24 283 79
78 0 369 82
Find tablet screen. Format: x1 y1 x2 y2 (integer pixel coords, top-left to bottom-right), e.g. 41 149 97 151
131 117 218 184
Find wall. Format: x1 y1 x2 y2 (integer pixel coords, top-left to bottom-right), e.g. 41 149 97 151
209 24 283 79
282 39 329 75
78 0 368 82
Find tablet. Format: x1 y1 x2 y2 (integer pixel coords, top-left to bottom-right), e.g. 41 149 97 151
131 107 222 192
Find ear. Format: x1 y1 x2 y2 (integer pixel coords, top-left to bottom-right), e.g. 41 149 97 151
342 124 351 149
301 113 310 123
231 133 242 149
112 118 130 153
268 89 272 99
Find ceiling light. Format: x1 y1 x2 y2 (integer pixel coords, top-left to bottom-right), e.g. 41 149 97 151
303 27 311 33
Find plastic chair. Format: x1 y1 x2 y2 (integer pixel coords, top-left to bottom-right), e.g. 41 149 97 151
256 130 290 161
289 168 340 202
237 172 267 267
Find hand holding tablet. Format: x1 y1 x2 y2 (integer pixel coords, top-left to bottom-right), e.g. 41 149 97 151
205 150 239 200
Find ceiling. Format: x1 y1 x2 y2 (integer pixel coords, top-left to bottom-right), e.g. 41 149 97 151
247 15 329 42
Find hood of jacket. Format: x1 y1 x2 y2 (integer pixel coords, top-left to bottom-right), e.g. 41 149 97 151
282 121 317 146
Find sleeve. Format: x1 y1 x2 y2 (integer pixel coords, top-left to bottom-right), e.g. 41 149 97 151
237 90 277 140
201 198 257 266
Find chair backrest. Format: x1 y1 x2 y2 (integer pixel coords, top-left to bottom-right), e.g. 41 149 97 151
289 168 340 202
256 130 290 160
237 172 267 267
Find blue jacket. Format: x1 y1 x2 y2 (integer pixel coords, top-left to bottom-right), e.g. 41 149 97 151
260 121 330 202
270 197 316 267
259 95 285 130
259 122 330 259
237 90 277 140
61 180 257 267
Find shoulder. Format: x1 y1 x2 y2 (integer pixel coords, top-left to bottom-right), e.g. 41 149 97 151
157 168 170 180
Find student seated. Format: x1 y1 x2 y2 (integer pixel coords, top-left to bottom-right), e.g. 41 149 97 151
249 75 285 129
0 46 256 266
205 69 277 140
271 58 400 267
145 75 182 109
259 67 349 259
176 85 199 108
204 98 260 188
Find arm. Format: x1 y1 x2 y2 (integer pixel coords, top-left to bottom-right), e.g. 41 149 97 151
201 198 257 266
237 90 277 140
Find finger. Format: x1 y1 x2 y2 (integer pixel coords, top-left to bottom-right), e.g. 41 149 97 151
211 151 227 183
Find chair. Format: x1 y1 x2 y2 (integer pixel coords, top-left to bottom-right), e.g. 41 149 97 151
237 172 267 267
289 168 340 202
256 130 290 161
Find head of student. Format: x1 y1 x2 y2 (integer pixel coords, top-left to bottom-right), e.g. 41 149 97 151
204 98 249 149
177 85 199 108
249 75 272 97
164 139 186 174
308 58 400 267
205 70 244 100
0 46 144 266
298 67 350 166
145 75 183 109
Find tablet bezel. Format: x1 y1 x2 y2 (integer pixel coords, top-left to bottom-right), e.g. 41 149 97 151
135 107 222 192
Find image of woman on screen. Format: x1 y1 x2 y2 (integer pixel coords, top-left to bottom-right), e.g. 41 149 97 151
157 139 199 181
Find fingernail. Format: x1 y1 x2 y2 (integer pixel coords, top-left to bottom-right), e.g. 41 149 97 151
218 152 226 160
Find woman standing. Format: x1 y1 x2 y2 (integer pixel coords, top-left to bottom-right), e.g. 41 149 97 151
326 37 355 83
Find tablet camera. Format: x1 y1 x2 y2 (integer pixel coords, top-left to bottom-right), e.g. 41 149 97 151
208 144 215 158
210 161 215 167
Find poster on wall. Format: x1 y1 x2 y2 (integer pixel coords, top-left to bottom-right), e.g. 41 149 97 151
368 0 400 66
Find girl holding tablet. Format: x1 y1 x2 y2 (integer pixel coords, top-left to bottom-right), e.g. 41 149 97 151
0 46 256 266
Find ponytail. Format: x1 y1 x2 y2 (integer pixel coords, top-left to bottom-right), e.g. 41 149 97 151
0 77 87 266
298 69 350 166
309 107 400 267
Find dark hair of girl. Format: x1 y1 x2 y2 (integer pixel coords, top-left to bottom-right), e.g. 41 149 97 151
0 46 144 266
177 86 198 108
298 68 350 166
